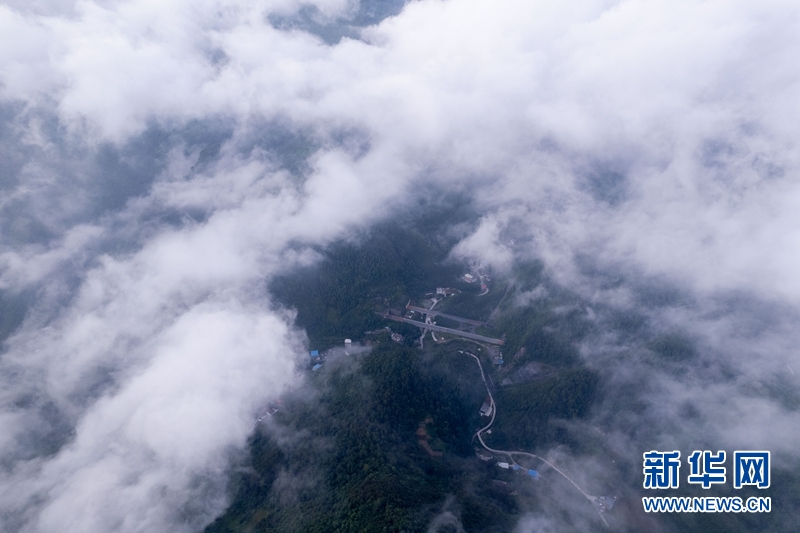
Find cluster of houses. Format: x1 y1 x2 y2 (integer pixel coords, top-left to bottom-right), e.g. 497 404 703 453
487 345 503 365
310 339 361 371
496 461 540 479
254 399 283 426
594 496 617 513
309 350 323 371
435 287 459 296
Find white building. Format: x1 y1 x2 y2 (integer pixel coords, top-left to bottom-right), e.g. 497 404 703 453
480 398 494 417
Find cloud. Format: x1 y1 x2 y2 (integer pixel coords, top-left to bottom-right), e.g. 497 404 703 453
1 0 800 531
31 305 298 533
451 213 515 272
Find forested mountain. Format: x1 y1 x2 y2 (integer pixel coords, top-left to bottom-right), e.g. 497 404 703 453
206 343 521 533
210 224 607 533
212 221 790 533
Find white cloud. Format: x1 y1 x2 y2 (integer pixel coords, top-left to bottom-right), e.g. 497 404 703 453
30 304 298 533
451 213 514 271
2 0 800 530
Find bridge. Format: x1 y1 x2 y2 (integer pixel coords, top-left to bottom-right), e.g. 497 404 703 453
384 313 504 345
405 305 486 326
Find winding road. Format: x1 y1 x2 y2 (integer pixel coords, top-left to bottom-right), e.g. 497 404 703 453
463 349 610 528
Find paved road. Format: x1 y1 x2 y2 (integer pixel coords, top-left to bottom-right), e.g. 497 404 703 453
384 314 504 345
464 349 609 528
405 305 486 326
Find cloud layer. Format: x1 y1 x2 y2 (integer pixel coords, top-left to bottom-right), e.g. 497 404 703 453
1 0 800 531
